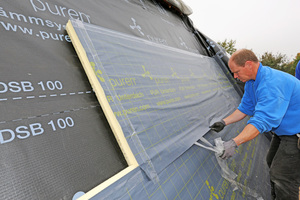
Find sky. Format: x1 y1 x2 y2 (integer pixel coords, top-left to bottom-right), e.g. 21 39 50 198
183 0 300 61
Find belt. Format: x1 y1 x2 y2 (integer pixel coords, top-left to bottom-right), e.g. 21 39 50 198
275 134 300 149
278 134 299 139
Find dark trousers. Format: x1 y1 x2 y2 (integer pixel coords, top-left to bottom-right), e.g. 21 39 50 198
266 134 300 200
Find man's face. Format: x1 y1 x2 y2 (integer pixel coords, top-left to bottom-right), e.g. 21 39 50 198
228 60 252 82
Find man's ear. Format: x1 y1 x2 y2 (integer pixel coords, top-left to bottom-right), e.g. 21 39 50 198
245 61 252 69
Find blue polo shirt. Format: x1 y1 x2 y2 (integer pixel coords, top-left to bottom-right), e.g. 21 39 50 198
238 63 300 136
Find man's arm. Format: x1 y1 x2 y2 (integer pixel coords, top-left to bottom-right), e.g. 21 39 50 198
220 123 260 159
212 109 259 159
210 109 247 132
223 109 247 125
233 124 260 146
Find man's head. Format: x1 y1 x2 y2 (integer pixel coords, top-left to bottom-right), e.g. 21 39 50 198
228 49 259 82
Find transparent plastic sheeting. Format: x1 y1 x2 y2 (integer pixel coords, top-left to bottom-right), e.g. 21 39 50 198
70 19 243 181
90 129 272 200
195 137 264 200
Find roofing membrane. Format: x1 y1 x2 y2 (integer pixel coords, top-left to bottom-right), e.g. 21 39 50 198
0 1 270 199
67 19 271 199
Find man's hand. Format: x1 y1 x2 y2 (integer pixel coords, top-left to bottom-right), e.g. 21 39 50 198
209 120 226 132
220 140 237 159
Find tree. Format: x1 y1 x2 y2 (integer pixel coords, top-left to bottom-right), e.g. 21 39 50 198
282 53 300 76
216 38 300 76
217 39 237 55
259 52 287 71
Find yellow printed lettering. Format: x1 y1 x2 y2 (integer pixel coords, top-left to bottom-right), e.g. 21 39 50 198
230 159 237 172
114 105 150 117
90 62 105 82
156 97 181 106
179 86 195 90
184 93 199 99
242 179 248 198
125 77 136 86
237 170 242 182
247 140 252 150
218 180 229 199
160 88 176 94
154 77 169 85
201 89 211 94
251 145 256 158
116 92 144 101
247 159 252 176
107 95 114 102
150 89 160 95
205 180 219 200
109 77 136 90
241 152 248 168
230 191 236 200
198 83 208 88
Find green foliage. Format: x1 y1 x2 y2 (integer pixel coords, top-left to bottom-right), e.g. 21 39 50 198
217 39 237 55
217 38 299 75
259 52 287 71
282 53 300 76
259 52 300 75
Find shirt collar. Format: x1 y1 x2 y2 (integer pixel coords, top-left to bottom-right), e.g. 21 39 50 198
246 63 262 86
253 63 263 87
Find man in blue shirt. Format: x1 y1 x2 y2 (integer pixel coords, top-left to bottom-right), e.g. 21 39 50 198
210 49 300 200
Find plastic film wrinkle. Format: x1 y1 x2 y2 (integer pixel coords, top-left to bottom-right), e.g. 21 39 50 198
194 137 264 200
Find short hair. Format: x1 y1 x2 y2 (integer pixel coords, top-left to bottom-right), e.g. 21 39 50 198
230 49 259 66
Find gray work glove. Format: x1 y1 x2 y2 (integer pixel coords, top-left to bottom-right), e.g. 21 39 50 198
220 140 237 159
209 120 226 132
